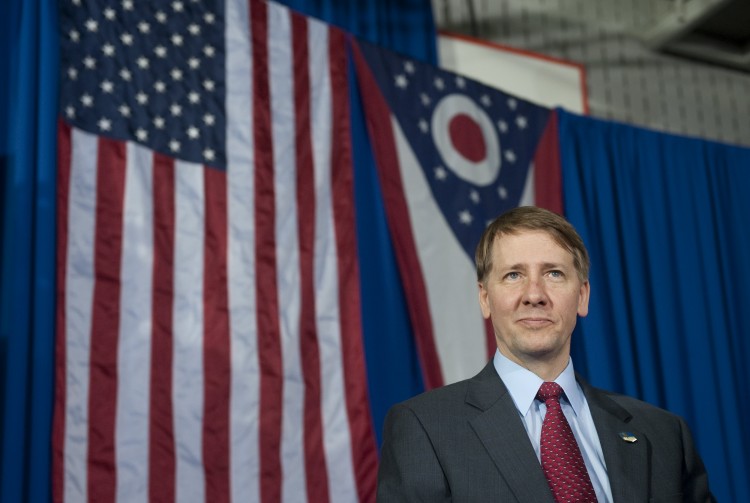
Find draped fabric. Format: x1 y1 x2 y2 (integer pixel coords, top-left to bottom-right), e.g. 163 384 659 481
275 0 438 444
560 109 750 503
0 0 58 502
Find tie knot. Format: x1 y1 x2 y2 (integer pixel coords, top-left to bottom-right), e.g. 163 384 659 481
536 381 563 402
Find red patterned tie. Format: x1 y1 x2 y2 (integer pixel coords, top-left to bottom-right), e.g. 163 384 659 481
536 382 597 503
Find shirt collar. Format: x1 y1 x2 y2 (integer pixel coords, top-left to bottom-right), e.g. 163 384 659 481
492 350 585 417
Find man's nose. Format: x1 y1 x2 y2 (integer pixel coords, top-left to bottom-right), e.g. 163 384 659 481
522 278 548 306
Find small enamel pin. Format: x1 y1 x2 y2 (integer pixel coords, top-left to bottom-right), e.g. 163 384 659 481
619 432 638 443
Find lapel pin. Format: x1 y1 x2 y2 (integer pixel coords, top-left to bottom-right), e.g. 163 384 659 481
619 432 638 443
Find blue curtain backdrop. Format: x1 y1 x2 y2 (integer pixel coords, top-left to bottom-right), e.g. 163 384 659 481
561 109 750 503
276 0 438 446
0 0 58 502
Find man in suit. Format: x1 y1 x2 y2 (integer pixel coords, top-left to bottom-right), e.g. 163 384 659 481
376 206 714 502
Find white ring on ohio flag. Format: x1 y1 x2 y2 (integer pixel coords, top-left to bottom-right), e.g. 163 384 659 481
431 94 500 187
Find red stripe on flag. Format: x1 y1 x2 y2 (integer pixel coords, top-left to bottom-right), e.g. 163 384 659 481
292 13 331 503
331 30 379 502
202 166 231 503
87 137 127 503
350 39 444 390
251 1 283 501
533 110 563 214
53 120 72 503
149 154 176 502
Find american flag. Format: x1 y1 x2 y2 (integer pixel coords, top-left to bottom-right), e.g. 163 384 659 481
352 39 559 387
54 0 377 502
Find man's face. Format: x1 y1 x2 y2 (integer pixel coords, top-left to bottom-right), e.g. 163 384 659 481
478 230 590 369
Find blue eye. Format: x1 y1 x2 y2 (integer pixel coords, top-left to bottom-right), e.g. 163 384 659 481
505 272 520 280
548 270 563 278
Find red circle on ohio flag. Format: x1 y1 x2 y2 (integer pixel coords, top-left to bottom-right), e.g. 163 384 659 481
449 114 486 163
431 94 500 187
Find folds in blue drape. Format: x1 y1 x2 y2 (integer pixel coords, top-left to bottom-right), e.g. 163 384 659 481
0 0 58 502
275 0 438 445
561 109 750 503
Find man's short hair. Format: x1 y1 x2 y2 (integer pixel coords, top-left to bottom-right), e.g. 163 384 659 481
475 206 590 284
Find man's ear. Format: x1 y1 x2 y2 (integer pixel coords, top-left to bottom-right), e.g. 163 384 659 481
577 280 590 317
478 282 491 319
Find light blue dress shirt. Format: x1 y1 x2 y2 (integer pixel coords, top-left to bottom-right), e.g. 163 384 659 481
493 350 614 503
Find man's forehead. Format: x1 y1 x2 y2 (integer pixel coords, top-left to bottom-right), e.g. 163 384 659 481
493 230 574 261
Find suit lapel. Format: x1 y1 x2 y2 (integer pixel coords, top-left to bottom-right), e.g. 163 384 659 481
466 363 555 502
581 379 649 503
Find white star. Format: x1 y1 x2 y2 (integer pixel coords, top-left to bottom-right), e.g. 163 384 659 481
136 57 149 69
122 0 134 11
80 94 94 107
394 74 408 89
515 115 528 129
480 94 492 107
203 45 215 57
170 103 182 116
458 210 473 225
170 68 183 81
404 61 415 74
470 190 480 203
504 149 517 163
154 116 165 129
155 11 168 23
118 105 131 117
420 93 430 106
186 126 200 139
84 19 98 32
172 34 184 46
69 30 80 42
97 118 112 131
138 21 151 34
121 33 134 45
154 46 167 58
154 81 166 93
498 186 508 200
497 120 508 133
102 44 115 57
188 23 201 35
188 92 200 104
507 98 517 110
72 0 81 5
103 7 116 20
434 166 448 180
203 148 215 161
100 80 114 93
203 113 215 125
203 79 215 91
135 92 148 105
135 128 148 141
418 119 429 133
204 12 216 24
119 68 132 81
172 0 184 12
188 57 200 69
65 106 75 118
434 77 445 90
67 67 78 80
83 56 96 69
456 76 466 88
169 139 181 152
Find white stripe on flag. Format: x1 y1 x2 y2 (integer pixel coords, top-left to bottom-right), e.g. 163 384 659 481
268 4 307 501
308 18 359 503
64 127 98 503
173 160 207 503
115 142 154 503
225 0 261 501
392 118 488 383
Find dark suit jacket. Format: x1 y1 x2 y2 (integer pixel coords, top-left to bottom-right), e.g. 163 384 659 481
377 361 714 502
